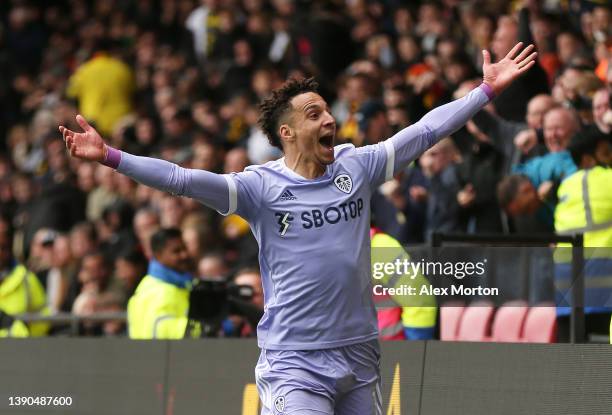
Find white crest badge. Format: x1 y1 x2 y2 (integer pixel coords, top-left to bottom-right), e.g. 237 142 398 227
334 174 353 194
274 395 285 413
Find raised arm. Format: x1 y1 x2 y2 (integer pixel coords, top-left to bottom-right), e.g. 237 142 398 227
59 115 231 214
385 42 537 174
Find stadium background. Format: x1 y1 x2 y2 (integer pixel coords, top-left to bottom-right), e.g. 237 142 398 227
1 0 610 337
1 0 612 412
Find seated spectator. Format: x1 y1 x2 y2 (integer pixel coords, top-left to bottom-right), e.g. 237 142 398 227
198 252 229 281
27 228 57 288
69 221 99 262
132 208 160 259
46 233 75 314
72 252 123 335
114 249 148 305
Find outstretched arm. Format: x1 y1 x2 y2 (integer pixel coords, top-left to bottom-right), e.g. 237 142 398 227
384 42 537 176
59 116 232 214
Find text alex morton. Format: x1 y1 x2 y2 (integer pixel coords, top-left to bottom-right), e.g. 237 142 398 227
371 258 499 296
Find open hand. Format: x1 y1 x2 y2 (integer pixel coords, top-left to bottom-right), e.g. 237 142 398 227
482 42 537 96
59 115 106 162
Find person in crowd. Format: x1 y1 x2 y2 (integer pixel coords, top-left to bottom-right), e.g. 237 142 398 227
420 137 464 241
127 228 196 339
590 88 611 134
114 249 147 306
66 39 134 137
222 267 264 337
71 251 123 335
512 107 580 203
0 1 607 344
553 129 612 341
497 174 555 233
0 216 49 337
469 93 555 173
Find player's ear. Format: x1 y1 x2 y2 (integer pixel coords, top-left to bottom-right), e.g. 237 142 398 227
279 124 294 142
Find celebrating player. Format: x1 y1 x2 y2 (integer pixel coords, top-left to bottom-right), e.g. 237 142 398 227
60 43 536 414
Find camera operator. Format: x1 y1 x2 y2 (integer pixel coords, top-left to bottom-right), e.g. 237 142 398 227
127 227 199 339
187 267 264 338
222 268 264 337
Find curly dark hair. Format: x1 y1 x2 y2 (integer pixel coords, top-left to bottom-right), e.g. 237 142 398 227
257 77 319 150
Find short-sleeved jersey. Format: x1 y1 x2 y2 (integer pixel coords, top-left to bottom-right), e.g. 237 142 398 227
225 142 394 350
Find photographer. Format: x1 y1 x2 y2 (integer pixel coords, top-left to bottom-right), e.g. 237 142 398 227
222 268 264 338
127 228 197 339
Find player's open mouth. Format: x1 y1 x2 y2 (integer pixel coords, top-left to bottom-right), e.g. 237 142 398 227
319 134 334 150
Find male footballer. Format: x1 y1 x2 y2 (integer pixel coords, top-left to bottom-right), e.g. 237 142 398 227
60 43 536 414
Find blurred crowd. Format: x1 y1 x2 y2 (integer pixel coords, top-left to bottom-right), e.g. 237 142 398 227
0 0 611 336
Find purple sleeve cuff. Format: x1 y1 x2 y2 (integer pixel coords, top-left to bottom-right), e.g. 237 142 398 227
479 83 496 101
101 146 121 169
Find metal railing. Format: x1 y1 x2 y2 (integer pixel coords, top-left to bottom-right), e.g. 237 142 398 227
431 232 585 343
16 312 127 336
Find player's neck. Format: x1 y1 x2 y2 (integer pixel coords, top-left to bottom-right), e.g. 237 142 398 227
284 152 326 179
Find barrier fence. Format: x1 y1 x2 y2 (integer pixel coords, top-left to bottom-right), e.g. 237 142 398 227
0 339 611 415
431 233 586 343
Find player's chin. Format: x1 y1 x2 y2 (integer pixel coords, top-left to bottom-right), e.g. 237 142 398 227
317 144 335 164
318 151 335 165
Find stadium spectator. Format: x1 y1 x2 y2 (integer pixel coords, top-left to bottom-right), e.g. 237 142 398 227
497 174 555 233
469 93 555 173
98 200 138 261
86 163 119 221
185 0 222 63
72 252 123 335
512 107 579 202
420 137 464 241
67 39 135 137
46 234 74 314
127 228 196 339
181 212 213 262
27 228 57 288
371 229 436 340
0 0 608 341
555 129 612 341
223 267 264 337
490 9 550 122
197 252 229 281
114 249 147 306
0 217 49 337
68 221 98 262
591 88 611 134
133 208 160 259
455 132 506 234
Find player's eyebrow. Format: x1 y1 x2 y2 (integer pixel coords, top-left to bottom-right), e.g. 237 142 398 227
302 102 330 114
302 102 322 112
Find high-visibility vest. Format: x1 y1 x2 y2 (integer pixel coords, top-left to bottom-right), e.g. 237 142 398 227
371 231 437 340
0 264 49 337
127 275 193 339
554 166 612 315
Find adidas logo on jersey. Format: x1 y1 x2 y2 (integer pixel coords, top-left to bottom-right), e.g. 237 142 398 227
279 189 297 201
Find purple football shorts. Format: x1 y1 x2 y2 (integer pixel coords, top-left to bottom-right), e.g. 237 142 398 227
255 340 382 415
